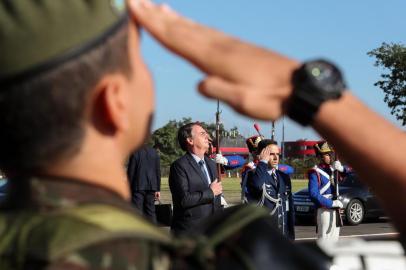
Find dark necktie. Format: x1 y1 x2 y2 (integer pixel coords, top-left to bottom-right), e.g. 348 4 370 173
199 160 210 185
272 170 278 186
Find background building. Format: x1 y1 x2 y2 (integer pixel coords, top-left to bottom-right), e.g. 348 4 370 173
282 140 318 159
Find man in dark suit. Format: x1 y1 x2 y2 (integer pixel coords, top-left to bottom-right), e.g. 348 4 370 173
247 139 295 240
169 122 223 235
127 144 161 224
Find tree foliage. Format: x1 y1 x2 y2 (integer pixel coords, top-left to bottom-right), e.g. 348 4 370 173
368 42 406 125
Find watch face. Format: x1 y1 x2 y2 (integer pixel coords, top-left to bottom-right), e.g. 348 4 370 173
288 59 346 126
305 60 345 94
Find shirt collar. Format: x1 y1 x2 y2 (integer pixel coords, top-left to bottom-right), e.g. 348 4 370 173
190 152 204 164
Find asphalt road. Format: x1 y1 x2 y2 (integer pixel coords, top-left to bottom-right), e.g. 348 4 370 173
295 218 397 241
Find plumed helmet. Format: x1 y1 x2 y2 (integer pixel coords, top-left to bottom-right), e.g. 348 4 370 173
245 135 264 153
313 141 334 156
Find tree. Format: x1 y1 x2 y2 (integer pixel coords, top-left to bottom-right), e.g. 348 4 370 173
368 42 406 125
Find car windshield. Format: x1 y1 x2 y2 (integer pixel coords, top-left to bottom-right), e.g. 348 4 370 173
340 173 364 188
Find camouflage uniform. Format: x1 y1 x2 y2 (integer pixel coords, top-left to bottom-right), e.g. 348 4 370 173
0 177 171 269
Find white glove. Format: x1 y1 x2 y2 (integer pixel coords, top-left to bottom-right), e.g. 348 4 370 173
215 154 228 165
333 160 344 172
332 200 344 209
246 161 255 170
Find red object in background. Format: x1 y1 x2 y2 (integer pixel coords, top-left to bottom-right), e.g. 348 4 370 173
212 146 249 156
283 140 318 158
254 123 262 137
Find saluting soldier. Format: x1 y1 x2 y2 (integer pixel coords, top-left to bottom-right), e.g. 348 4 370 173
0 1 171 269
247 140 295 240
308 141 347 242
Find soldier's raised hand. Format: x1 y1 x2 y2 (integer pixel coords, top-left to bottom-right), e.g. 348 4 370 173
259 146 272 163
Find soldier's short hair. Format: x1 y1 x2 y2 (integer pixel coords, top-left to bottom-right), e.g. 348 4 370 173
0 23 131 175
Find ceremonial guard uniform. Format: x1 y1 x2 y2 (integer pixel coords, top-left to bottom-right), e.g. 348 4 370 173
240 161 258 203
247 161 295 240
0 1 171 268
308 141 345 241
240 135 263 204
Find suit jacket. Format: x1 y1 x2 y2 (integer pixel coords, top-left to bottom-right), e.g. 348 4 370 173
169 152 221 234
247 161 295 240
127 145 161 192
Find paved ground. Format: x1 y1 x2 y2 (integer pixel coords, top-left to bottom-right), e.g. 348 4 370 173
295 218 397 241
158 210 396 241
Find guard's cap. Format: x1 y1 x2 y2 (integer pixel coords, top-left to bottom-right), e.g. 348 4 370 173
314 141 334 155
245 135 264 153
0 0 127 84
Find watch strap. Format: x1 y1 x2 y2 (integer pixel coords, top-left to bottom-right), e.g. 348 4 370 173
287 86 321 126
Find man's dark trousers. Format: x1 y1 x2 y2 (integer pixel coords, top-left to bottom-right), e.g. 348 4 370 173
132 191 157 223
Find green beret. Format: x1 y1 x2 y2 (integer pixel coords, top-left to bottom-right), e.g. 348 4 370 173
0 0 127 84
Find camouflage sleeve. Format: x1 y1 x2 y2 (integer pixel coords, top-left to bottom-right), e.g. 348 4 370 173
47 238 170 270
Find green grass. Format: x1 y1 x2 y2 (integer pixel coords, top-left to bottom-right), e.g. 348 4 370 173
159 177 307 205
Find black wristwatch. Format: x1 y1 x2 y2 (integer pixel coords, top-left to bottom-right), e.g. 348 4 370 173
287 59 346 126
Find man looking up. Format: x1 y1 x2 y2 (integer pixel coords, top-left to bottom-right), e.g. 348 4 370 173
169 122 223 235
247 140 295 240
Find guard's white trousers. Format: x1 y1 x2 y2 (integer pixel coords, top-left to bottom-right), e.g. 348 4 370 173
317 208 340 242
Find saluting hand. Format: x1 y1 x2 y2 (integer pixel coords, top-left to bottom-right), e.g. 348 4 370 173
259 146 272 163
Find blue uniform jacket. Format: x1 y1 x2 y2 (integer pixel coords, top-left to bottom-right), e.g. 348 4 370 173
247 161 295 240
308 164 335 208
240 162 257 203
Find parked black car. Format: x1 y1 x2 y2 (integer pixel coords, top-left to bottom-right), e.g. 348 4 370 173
293 173 385 225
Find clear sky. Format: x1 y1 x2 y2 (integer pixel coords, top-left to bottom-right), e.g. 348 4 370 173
141 0 406 142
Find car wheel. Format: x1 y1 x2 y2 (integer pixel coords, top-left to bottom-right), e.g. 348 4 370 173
345 199 364 225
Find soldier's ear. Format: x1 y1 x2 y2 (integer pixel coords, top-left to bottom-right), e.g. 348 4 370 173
89 74 130 134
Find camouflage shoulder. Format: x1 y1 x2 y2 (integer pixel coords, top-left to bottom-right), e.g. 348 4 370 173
49 238 170 270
